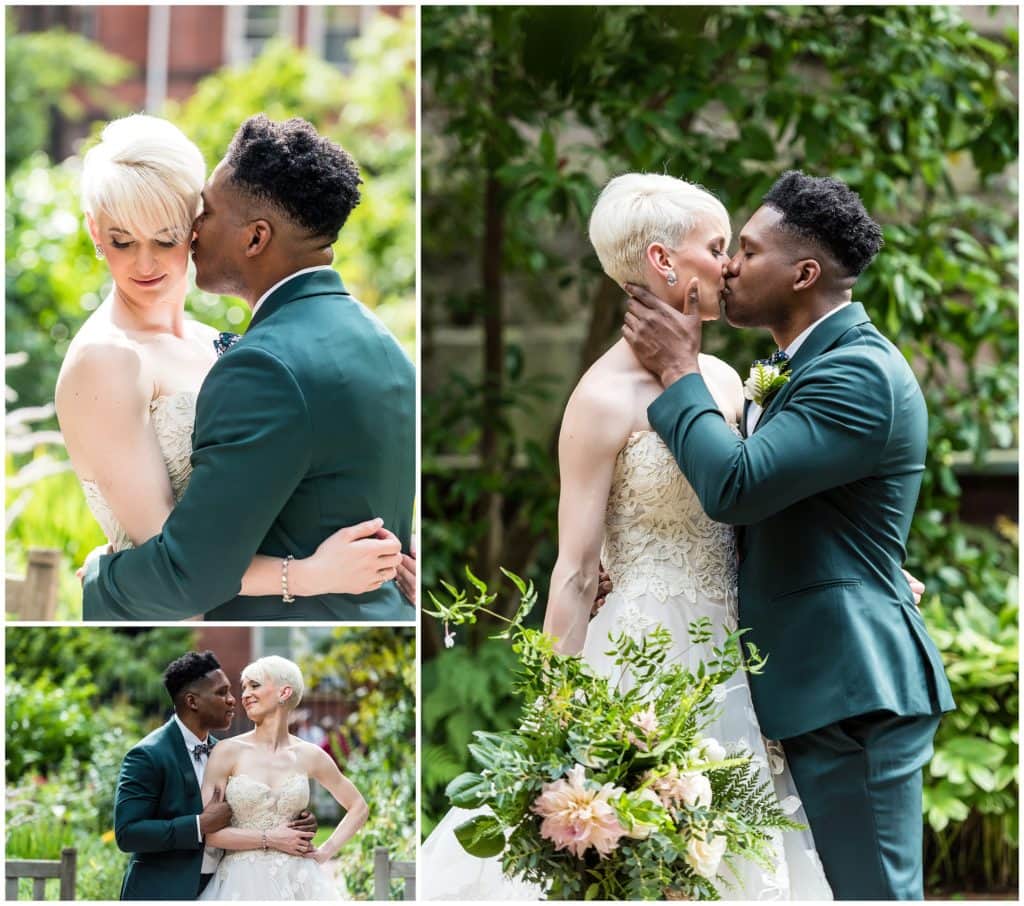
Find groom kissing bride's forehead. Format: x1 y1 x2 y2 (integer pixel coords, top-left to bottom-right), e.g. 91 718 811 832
623 170 954 900
82 114 415 623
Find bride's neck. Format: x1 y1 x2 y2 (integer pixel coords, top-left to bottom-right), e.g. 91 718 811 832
250 709 293 748
109 281 188 337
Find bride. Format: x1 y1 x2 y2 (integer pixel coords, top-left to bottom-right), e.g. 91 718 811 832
54 115 413 610
423 174 833 899
199 656 367 900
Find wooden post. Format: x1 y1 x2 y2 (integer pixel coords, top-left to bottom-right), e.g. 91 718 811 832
59 848 76 900
373 847 390 900
5 548 61 620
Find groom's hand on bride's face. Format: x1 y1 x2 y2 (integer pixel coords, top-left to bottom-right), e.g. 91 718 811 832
623 280 703 388
288 809 318 835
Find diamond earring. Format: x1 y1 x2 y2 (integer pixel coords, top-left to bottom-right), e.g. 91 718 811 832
666 270 678 286
94 245 105 259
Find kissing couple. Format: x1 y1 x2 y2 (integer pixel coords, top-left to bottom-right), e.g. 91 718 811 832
57 113 415 622
424 171 954 900
115 650 364 900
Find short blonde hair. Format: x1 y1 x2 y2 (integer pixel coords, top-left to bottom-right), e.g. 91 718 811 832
588 173 731 287
81 114 206 244
241 656 305 711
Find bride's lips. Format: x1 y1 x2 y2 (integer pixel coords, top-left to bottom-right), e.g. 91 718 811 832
130 274 166 287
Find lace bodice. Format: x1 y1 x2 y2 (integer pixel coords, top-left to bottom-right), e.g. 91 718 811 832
225 774 310 831
79 391 196 552
601 430 739 620
200 773 343 900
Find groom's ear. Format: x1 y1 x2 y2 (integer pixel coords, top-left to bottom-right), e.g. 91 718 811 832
244 219 273 258
792 258 821 292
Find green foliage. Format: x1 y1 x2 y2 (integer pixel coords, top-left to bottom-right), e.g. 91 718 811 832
421 638 521 835
300 628 416 899
918 524 1019 892
5 14 131 173
5 626 194 717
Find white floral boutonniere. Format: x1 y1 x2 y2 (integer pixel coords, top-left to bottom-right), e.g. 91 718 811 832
744 353 791 407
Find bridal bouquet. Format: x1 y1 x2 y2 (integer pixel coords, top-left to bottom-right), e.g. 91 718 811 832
427 569 802 901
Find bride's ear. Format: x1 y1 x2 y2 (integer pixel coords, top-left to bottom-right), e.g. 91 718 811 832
278 685 293 706
644 242 674 280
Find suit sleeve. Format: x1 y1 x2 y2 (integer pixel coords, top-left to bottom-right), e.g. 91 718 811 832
114 748 203 854
648 353 894 525
82 346 312 619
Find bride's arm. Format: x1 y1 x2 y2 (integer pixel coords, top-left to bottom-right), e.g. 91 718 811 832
542 381 628 655
200 744 313 856
57 345 403 601
304 746 369 863
56 343 178 546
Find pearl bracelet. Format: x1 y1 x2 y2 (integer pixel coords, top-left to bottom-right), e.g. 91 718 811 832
282 555 296 603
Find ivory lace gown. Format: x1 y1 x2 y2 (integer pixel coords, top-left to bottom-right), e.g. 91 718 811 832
199 774 343 900
422 430 833 900
80 391 196 551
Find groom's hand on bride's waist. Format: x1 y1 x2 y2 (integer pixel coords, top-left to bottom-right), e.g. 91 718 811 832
289 809 318 835
623 280 703 388
591 563 612 618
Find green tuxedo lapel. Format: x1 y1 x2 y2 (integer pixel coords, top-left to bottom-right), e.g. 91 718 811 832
753 302 871 434
163 720 203 810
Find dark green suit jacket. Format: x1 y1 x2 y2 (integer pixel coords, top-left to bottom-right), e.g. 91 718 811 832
83 270 415 621
115 719 207 901
648 303 954 739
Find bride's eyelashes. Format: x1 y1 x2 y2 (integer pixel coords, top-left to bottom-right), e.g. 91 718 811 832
109 238 180 250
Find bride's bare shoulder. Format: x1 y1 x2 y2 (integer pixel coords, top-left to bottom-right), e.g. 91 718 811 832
55 317 150 417
563 343 645 450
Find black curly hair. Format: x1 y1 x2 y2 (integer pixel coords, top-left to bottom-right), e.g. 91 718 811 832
224 114 362 241
163 650 222 703
762 170 883 277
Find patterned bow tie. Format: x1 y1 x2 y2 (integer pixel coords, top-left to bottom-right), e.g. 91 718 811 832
192 740 214 761
213 332 241 357
754 348 789 367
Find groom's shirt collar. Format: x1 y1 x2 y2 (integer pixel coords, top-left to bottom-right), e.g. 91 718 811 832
745 301 852 437
783 300 852 358
173 713 209 747
251 265 335 317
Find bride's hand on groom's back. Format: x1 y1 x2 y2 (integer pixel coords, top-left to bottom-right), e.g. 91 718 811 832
292 518 403 596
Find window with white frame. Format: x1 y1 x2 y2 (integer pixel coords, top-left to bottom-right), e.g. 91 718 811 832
224 5 298 65
306 6 376 69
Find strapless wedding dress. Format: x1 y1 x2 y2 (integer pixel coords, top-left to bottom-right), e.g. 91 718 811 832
79 391 196 551
422 430 833 900
199 774 343 900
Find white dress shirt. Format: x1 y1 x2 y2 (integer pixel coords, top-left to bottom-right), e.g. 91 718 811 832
250 265 335 317
745 301 851 436
173 715 222 872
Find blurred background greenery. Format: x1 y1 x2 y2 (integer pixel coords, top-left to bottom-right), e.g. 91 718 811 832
4 625 415 900
420 5 1018 898
5 6 415 618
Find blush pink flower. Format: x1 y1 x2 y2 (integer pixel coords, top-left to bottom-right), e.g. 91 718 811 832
630 704 659 737
532 764 628 859
649 768 713 810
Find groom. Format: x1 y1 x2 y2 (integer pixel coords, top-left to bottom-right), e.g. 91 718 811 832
114 650 318 900
83 115 415 621
622 171 954 899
